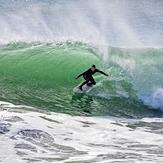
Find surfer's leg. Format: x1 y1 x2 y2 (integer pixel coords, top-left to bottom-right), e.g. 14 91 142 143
79 80 89 91
88 76 96 86
79 75 89 91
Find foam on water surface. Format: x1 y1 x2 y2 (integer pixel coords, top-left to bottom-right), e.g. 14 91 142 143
1 102 163 163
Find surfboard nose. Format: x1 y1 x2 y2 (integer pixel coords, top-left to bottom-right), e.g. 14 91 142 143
73 84 91 94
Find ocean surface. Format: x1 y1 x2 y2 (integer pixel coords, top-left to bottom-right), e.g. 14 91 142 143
0 0 163 162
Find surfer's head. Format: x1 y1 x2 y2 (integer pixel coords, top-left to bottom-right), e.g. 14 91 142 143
91 64 96 71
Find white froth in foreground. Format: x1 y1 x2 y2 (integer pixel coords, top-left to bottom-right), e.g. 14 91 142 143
0 102 163 163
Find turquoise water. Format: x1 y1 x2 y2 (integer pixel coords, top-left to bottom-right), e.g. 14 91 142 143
0 42 163 118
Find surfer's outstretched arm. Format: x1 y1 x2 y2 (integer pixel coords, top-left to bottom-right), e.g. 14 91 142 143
75 73 83 79
75 70 88 79
97 69 108 76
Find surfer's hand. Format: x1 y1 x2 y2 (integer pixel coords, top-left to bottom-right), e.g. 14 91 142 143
105 74 108 76
75 76 79 80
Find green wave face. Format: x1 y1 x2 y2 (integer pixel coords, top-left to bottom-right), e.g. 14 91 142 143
0 42 100 112
0 42 163 118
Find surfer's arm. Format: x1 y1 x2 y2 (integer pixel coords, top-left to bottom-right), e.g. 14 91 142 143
75 72 84 79
78 73 84 78
75 69 88 79
97 69 108 76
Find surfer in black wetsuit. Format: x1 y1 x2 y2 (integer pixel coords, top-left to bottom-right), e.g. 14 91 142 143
75 64 108 91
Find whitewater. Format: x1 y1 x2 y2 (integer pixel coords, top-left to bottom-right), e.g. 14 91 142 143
0 0 163 162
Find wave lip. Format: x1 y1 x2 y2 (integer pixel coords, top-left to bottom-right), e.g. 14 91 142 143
139 88 163 110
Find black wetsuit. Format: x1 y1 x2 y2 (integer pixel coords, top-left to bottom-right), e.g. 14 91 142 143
78 68 106 88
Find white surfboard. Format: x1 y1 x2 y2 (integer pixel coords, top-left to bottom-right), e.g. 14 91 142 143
73 84 91 94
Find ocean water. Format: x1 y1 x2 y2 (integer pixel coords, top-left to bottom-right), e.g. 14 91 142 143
0 0 163 162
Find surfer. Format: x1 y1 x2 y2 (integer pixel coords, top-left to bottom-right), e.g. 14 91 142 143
75 65 108 91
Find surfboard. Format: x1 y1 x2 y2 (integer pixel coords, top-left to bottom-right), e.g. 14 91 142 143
73 84 91 94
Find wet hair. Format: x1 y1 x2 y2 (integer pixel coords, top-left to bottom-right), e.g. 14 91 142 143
92 64 96 68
